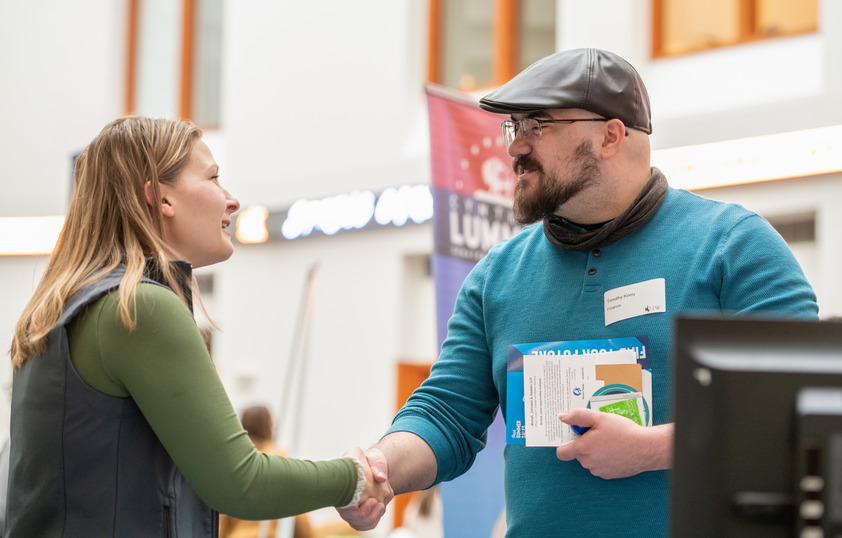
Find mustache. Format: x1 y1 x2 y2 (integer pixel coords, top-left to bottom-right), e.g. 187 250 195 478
513 155 542 175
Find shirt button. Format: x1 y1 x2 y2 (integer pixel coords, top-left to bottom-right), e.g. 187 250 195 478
592 249 602 257
588 268 597 275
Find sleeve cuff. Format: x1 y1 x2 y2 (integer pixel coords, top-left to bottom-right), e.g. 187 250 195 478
339 456 366 508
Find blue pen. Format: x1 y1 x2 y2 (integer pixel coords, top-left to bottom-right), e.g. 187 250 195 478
570 425 590 436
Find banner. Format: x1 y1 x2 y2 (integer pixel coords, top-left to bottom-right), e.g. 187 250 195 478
427 84 522 350
428 84 519 264
426 84 520 538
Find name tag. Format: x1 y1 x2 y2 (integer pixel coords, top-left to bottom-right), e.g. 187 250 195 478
604 278 666 326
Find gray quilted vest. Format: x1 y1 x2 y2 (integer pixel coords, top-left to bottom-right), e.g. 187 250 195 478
4 264 217 537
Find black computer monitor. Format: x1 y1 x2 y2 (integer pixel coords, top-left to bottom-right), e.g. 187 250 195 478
671 315 842 537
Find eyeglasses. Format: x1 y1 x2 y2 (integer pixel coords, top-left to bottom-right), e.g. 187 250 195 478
501 117 609 148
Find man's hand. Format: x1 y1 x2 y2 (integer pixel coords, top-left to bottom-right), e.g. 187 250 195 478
337 447 393 531
555 408 673 479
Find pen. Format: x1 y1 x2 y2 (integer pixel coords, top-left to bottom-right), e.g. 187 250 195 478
570 425 590 436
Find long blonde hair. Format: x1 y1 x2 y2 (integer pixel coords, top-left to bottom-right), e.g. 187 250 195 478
10 116 203 369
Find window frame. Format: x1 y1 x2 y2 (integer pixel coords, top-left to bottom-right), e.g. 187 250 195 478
652 0 818 59
125 0 215 127
427 0 521 90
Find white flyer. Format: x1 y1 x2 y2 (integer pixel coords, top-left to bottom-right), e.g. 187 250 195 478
522 349 640 446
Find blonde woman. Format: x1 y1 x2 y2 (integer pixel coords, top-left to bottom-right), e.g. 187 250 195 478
6 116 390 537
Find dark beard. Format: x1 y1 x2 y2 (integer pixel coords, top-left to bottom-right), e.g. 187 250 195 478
512 140 601 225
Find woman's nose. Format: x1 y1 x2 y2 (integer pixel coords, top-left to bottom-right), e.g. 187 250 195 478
225 190 240 213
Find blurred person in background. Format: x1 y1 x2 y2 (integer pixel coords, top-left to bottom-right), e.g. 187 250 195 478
220 405 313 538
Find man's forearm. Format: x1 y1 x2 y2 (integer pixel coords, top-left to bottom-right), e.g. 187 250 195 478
375 431 438 495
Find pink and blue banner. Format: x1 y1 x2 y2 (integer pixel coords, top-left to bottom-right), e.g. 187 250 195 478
426 84 520 537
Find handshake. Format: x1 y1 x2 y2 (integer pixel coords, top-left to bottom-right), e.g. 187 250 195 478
341 447 393 531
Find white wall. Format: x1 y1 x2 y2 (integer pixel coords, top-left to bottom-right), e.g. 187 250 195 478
220 1 430 209
0 0 127 217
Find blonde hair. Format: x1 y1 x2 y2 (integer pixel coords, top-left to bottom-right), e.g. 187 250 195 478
10 116 203 369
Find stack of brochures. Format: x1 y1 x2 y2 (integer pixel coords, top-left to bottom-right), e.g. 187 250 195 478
506 337 652 446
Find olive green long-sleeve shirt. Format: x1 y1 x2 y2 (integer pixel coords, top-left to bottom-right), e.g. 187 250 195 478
66 283 357 519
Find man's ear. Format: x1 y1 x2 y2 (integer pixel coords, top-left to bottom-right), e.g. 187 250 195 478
599 119 625 160
144 181 175 217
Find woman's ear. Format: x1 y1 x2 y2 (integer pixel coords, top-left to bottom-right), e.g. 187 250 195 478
144 181 175 217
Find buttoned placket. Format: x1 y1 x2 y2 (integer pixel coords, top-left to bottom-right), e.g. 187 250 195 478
582 248 603 294
588 248 602 275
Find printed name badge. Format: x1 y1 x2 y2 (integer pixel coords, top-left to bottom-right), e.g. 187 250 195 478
604 278 666 326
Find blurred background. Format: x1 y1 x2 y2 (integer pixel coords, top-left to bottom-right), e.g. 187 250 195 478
1 1 840 536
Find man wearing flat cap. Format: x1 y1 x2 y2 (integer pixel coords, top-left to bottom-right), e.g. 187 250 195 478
339 48 817 536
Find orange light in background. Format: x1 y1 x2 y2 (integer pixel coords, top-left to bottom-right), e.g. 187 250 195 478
235 205 269 244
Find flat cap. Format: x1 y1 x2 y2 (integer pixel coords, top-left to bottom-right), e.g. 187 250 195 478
479 48 652 134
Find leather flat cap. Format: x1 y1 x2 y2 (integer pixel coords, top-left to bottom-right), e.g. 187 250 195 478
479 48 652 134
